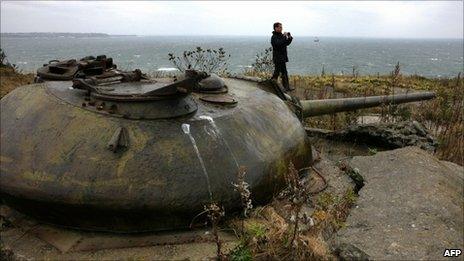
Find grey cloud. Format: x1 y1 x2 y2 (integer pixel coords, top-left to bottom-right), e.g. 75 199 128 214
1 1 462 38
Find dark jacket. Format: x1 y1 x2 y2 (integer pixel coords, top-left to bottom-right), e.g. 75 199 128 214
271 31 292 63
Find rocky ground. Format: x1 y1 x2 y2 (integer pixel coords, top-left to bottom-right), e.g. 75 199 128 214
335 147 463 260
307 120 438 152
2 145 462 260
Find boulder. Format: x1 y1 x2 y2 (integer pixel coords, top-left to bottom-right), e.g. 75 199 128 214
306 121 438 152
335 147 463 260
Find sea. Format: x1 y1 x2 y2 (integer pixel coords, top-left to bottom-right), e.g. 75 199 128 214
1 35 463 78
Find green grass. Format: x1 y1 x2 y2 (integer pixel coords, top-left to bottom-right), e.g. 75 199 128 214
247 222 267 239
230 244 253 261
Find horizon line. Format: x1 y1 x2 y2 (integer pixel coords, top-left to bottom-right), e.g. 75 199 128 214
1 32 463 40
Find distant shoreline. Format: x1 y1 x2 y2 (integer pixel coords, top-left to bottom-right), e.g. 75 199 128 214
0 33 136 38
1 33 462 40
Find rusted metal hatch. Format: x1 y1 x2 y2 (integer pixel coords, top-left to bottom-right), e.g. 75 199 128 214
200 94 237 105
197 74 228 93
46 70 211 119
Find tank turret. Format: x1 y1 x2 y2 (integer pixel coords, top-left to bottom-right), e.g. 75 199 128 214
0 70 311 232
0 69 436 232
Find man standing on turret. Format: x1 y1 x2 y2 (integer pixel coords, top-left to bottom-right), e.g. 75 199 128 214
271 22 293 91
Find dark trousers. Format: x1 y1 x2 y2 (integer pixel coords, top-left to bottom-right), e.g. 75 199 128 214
272 62 290 91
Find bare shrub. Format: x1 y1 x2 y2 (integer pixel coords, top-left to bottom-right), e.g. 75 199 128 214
282 162 309 246
391 61 401 88
232 166 253 234
352 65 358 78
0 48 18 71
246 47 274 78
204 202 226 260
168 47 230 75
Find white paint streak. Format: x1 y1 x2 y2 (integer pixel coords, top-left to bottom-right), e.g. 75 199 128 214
182 123 212 200
199 115 240 169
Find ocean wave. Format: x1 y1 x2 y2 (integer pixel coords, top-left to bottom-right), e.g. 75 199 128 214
157 67 179 71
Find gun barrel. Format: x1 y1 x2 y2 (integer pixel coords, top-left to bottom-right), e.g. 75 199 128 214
300 92 436 117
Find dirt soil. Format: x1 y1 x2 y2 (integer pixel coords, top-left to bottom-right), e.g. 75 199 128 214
335 146 463 260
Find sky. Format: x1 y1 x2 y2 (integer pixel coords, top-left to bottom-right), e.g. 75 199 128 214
1 1 463 39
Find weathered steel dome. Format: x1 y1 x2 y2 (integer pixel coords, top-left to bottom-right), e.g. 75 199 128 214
0 70 312 232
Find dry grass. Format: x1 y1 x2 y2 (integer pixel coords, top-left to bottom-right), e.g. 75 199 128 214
228 164 358 261
247 70 463 165
228 192 357 260
297 74 463 165
0 67 35 99
229 206 333 260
